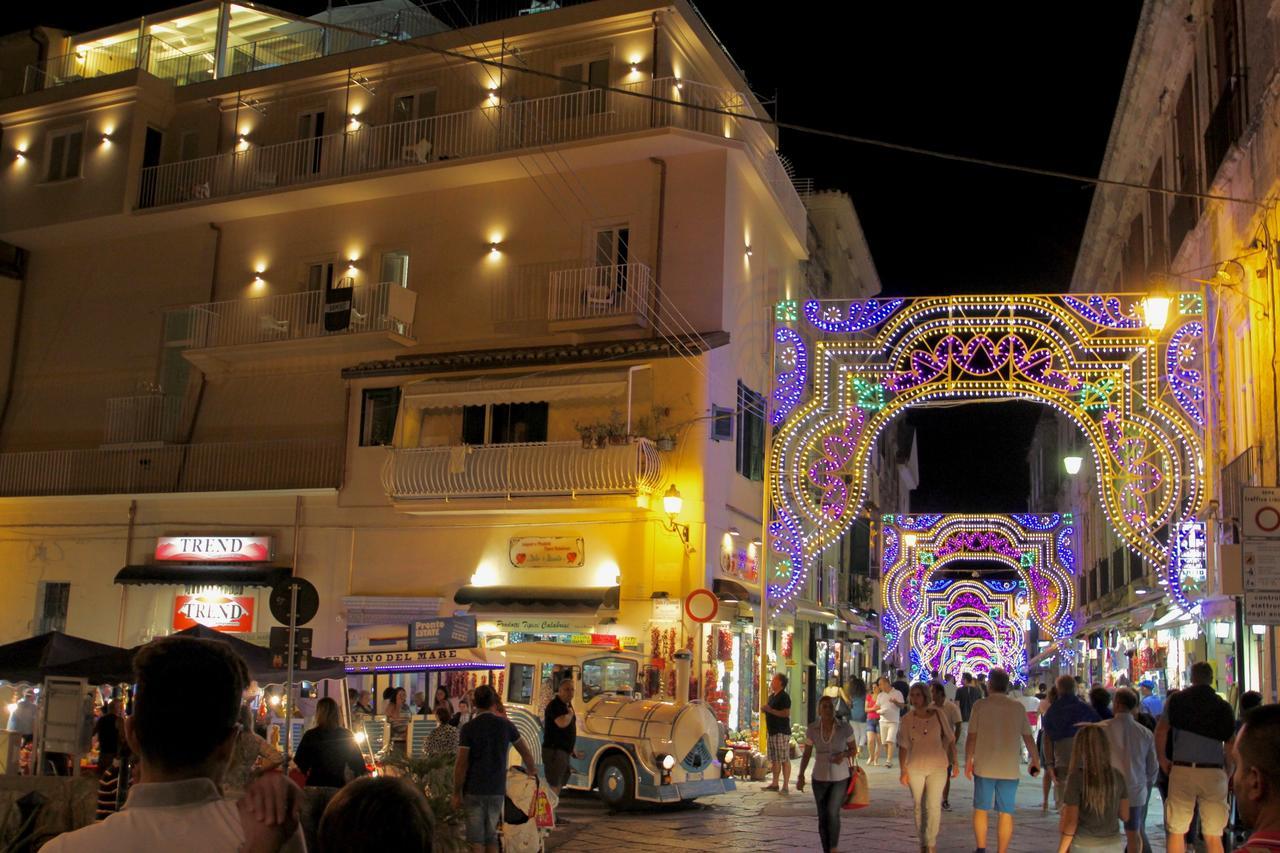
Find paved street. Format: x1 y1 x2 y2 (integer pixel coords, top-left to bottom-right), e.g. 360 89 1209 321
547 760 1169 852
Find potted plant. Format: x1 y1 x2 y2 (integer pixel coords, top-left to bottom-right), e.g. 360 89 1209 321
576 422 599 449
606 410 629 445
649 405 677 451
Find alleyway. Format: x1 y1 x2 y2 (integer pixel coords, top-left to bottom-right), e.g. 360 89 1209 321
548 761 1169 852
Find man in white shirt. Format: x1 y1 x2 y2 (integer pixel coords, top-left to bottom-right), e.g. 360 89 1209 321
42 637 305 853
875 676 906 770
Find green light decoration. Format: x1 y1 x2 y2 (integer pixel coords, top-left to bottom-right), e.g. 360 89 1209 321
988 607 1002 620
1179 293 1204 315
1078 378 1117 411
920 553 935 566
771 558 793 581
1020 551 1035 568
774 299 798 322
852 377 888 411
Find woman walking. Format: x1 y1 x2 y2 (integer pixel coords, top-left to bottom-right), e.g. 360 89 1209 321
866 683 882 765
293 697 368 788
897 683 957 853
847 676 869 759
383 686 409 756
1057 724 1128 852
796 695 857 853
1040 684 1059 810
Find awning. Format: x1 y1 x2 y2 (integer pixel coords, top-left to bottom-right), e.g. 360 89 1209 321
114 564 290 587
713 578 759 605
454 585 620 615
403 369 629 408
838 609 882 637
794 604 838 624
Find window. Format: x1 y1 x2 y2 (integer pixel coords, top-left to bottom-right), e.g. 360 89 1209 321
45 127 83 182
35 581 70 634
710 405 734 441
393 90 437 123
581 656 637 701
560 58 609 114
380 251 410 287
736 380 765 481
1147 160 1168 271
305 261 335 292
296 111 325 174
508 663 536 705
1168 75 1199 251
462 402 548 445
359 388 401 447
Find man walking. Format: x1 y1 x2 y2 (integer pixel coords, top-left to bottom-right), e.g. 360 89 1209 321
1231 703 1280 853
761 673 792 793
1140 680 1164 718
453 684 538 853
892 669 911 702
1156 661 1235 853
542 676 580 799
955 673 983 761
1043 674 1100 808
944 674 958 701
932 681 963 811
1106 687 1159 853
876 676 906 770
964 668 1039 853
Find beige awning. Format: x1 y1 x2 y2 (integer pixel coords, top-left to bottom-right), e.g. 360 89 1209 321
402 369 630 408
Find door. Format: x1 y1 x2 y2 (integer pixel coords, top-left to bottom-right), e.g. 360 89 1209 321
139 126 163 207
296 110 325 175
592 226 630 299
560 58 609 117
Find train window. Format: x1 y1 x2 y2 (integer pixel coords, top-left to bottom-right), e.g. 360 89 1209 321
508 664 535 705
581 656 638 701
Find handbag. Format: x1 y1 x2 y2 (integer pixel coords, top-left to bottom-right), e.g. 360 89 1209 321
842 754 870 809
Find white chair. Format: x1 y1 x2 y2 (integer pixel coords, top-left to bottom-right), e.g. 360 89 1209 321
401 137 433 163
259 315 289 337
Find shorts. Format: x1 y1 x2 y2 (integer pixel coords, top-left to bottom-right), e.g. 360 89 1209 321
879 721 899 747
867 718 880 734
973 775 1019 815
767 733 791 764
1165 766 1228 835
464 794 505 845
1123 801 1148 832
543 747 572 788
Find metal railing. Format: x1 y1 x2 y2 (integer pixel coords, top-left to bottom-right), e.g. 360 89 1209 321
136 78 805 233
168 281 415 350
382 438 662 500
1221 445 1262 538
104 394 186 445
548 262 652 323
0 438 343 497
23 34 213 93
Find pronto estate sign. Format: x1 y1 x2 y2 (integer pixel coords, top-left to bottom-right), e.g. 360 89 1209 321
173 593 255 632
155 536 272 563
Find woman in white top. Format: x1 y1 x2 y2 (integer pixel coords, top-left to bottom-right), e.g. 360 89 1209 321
898 683 958 853
797 695 857 853
876 676 907 769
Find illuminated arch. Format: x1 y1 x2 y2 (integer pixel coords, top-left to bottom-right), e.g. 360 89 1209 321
911 578 1028 685
768 295 1206 615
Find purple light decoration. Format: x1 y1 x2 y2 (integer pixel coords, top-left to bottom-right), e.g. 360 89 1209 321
803 298 904 333
772 327 807 427
344 662 503 673
882 527 900 569
1166 322 1205 427
807 405 867 522
886 334 1077 394
1056 527 1076 575
894 514 944 531
1061 295 1144 329
1011 513 1062 531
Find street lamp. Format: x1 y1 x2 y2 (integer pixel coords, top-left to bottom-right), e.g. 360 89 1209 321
661 484 691 551
1141 294 1172 332
1063 455 1084 476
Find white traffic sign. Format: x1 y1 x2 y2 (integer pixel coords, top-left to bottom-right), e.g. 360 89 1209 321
1244 590 1280 626
1244 540 1280 592
1243 487 1280 539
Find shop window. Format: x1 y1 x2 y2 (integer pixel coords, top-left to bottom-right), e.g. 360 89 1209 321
35 581 70 634
45 126 84 182
736 381 765 481
462 402 548 445
508 663 536 705
359 387 400 447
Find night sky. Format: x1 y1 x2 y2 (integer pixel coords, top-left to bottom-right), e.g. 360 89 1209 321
2 1 1143 510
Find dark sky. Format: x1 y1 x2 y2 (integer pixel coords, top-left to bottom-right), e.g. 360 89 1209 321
3 1 1143 510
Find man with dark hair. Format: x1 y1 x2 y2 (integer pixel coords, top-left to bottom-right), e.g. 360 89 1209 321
319 776 434 852
452 684 537 853
1043 674 1100 808
1232 704 1280 852
892 668 911 702
1157 661 1235 853
955 672 984 762
761 672 792 793
1107 687 1158 853
965 668 1038 853
43 637 303 852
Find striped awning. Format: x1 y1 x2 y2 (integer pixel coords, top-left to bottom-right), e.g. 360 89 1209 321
403 369 629 408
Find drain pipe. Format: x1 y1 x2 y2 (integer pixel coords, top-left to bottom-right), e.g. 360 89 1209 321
180 223 222 445
117 500 137 646
648 157 667 338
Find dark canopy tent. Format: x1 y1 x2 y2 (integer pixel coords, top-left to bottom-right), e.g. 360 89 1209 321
0 631 124 684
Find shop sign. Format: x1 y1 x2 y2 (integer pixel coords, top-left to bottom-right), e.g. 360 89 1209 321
173 593 254 632
411 616 478 651
336 648 487 666
494 618 579 632
347 623 410 654
652 598 682 622
1176 521 1207 584
156 536 272 563
1244 590 1280 626
719 547 759 582
508 536 584 568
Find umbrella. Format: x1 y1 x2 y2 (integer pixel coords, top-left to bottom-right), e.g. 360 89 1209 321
170 626 347 683
0 631 124 685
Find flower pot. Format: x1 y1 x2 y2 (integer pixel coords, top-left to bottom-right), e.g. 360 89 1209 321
656 437 674 452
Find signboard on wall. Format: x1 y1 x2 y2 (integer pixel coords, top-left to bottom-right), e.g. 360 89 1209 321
508 537 584 568
173 593 255 632
720 547 759 582
411 616 478 651
1243 487 1280 539
155 536 272 563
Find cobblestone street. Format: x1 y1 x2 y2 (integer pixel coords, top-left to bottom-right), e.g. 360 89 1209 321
547 760 1170 852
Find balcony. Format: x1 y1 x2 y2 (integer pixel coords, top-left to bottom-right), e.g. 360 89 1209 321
170 281 416 373
23 34 215 93
0 438 342 498
135 79 806 236
382 439 662 502
104 394 186 445
548 263 652 331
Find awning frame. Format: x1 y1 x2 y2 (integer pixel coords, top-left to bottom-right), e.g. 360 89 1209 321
114 564 289 588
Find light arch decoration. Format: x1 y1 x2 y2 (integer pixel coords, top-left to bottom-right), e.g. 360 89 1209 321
880 514 1077 668
767 294 1207 615
911 578 1028 685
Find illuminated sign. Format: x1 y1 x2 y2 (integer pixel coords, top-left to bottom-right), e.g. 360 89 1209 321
173 593 254 632
1176 520 1208 584
156 536 272 563
508 537 584 568
411 617 478 651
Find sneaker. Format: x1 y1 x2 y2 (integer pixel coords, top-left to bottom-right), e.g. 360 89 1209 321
941 800 951 811
779 787 790 795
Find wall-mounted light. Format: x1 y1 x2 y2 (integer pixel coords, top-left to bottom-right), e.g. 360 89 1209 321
236 134 249 152
100 131 113 145
744 245 753 257
1254 624 1268 636
347 112 362 130
1142 294 1171 332
751 537 763 547
661 484 692 552
347 257 358 270
14 150 26 162
1063 454 1084 476
1213 621 1232 640
1134 587 1148 595
727 526 740 538
488 241 500 256
674 77 683 90
629 56 641 74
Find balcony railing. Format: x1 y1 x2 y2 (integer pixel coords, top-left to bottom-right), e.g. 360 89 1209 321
0 438 342 497
1221 445 1262 538
169 281 415 351
382 439 662 500
548 262 652 324
104 394 185 445
135 78 805 234
23 35 214 93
